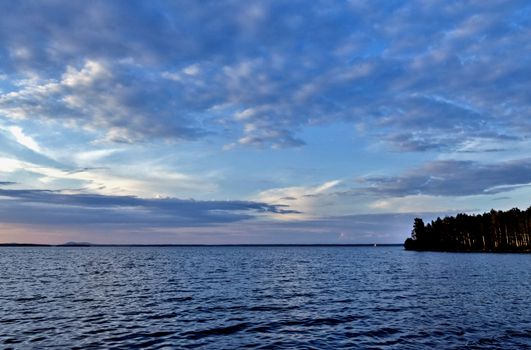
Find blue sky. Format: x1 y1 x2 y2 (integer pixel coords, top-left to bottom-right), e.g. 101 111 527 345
0 0 530 244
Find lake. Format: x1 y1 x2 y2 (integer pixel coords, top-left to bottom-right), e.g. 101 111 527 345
0 246 529 349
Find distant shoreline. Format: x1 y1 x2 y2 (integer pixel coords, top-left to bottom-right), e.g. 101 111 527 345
404 207 531 253
0 243 403 247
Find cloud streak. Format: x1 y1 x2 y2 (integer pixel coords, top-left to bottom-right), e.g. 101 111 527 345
0 187 298 228
357 158 531 197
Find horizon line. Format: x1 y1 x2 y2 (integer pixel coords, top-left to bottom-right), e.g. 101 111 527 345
0 243 404 247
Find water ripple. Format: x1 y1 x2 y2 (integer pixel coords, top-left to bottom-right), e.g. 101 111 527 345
0 246 530 349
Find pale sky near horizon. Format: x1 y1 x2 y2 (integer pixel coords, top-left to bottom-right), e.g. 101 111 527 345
0 0 530 244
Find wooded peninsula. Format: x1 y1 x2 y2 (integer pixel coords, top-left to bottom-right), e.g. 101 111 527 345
404 207 531 252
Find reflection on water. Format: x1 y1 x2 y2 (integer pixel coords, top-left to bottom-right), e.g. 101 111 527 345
0 246 530 349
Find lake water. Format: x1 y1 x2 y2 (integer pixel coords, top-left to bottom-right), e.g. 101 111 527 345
0 246 529 349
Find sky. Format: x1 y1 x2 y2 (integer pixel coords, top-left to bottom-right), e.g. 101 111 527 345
0 0 530 244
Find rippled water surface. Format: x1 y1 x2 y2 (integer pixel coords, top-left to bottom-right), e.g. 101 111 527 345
0 246 530 349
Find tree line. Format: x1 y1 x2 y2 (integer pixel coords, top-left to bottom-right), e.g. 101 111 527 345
404 207 531 252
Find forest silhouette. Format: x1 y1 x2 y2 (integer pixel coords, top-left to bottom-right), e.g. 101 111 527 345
404 207 531 252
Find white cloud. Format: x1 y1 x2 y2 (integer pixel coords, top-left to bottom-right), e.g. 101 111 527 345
8 126 41 153
0 157 26 173
62 60 110 87
73 148 122 164
0 60 203 143
255 180 341 220
183 64 200 76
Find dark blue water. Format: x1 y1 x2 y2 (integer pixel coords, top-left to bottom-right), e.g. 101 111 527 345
0 246 529 349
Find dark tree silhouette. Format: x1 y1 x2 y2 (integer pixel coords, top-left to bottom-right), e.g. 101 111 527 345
404 206 531 252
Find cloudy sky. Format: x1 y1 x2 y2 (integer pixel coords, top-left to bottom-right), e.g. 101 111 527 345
0 0 530 244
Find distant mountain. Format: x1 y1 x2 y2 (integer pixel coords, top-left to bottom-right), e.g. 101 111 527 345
404 207 531 252
60 241 94 246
